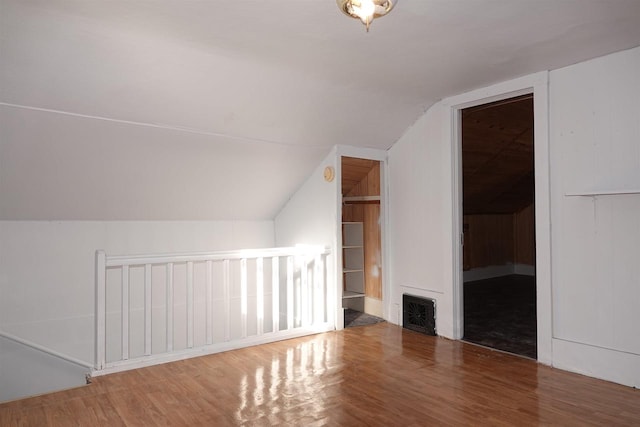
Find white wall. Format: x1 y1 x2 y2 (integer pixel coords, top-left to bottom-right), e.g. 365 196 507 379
549 46 640 387
0 220 274 364
274 149 338 248
274 149 339 325
387 105 455 334
387 46 640 387
0 335 89 403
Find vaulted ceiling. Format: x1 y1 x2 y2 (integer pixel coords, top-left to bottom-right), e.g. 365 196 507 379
1 1 640 220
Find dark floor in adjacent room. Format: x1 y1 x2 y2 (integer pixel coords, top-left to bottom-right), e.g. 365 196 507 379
463 274 537 359
344 308 385 328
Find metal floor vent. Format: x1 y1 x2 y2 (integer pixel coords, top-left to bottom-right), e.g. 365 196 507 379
403 294 436 336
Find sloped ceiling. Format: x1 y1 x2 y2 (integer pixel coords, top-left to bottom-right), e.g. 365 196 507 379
463 96 534 215
1 0 640 220
342 157 378 196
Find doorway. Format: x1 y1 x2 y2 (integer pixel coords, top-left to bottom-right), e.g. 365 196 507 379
460 95 537 358
340 156 384 328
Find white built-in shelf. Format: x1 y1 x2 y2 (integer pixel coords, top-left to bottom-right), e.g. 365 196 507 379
343 291 365 299
565 189 640 196
342 222 364 304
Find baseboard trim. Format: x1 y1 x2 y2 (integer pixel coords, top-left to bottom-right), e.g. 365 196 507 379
463 264 535 282
552 338 640 388
364 297 383 318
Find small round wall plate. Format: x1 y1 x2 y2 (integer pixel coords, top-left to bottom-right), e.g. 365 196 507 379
324 166 335 182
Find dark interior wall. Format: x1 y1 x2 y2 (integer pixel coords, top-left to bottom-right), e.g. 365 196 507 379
463 214 514 270
514 204 535 266
463 204 535 270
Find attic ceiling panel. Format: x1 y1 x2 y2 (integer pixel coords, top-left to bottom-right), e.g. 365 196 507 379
0 0 417 150
462 96 535 215
3 0 640 152
0 105 328 220
341 157 378 196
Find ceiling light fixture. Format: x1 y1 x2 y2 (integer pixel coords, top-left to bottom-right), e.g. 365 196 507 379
337 0 395 32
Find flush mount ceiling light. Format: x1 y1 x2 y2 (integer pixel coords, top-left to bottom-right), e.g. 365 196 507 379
337 0 395 32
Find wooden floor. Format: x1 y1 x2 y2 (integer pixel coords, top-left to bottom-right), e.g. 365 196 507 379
1 323 639 426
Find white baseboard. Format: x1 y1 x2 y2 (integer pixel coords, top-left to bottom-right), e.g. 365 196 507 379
364 297 383 318
514 263 536 276
93 323 335 377
552 338 640 388
463 263 535 282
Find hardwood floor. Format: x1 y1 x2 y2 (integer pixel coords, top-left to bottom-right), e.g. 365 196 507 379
1 323 638 426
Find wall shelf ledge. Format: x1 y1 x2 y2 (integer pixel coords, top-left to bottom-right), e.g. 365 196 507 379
565 189 640 197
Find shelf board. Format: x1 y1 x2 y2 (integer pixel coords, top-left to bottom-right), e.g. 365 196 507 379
343 291 365 299
565 189 640 196
343 269 364 274
343 245 363 249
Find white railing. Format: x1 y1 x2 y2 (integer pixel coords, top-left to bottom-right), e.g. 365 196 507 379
94 246 333 375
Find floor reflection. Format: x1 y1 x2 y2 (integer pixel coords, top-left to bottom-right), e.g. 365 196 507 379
2 324 639 426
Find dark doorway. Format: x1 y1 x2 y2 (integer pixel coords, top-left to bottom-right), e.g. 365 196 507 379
461 95 537 358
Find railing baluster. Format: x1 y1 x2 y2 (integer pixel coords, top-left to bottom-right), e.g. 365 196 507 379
287 256 294 330
240 258 248 339
121 265 129 360
301 256 308 326
272 257 280 333
144 264 152 356
187 261 194 349
256 257 264 336
206 260 213 345
223 259 230 342
166 263 174 352
95 250 106 370
315 254 324 324
326 254 335 328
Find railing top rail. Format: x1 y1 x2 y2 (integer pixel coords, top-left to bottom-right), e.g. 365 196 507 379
100 245 330 267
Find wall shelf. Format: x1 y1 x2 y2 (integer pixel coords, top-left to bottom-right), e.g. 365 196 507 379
565 189 640 196
343 290 365 299
342 222 365 309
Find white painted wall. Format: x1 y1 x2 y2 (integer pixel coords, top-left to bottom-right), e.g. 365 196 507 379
0 335 89 403
387 46 640 387
274 149 338 248
274 149 339 326
0 220 274 364
387 105 455 334
549 46 640 387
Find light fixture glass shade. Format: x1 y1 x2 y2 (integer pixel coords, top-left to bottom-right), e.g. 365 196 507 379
337 0 395 32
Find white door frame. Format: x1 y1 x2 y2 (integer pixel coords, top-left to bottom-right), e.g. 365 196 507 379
443 72 552 364
335 145 389 329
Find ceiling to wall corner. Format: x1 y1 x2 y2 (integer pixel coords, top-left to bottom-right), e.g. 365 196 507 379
1 0 640 220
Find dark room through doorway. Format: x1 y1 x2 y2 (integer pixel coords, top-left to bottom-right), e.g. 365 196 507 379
461 94 537 359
